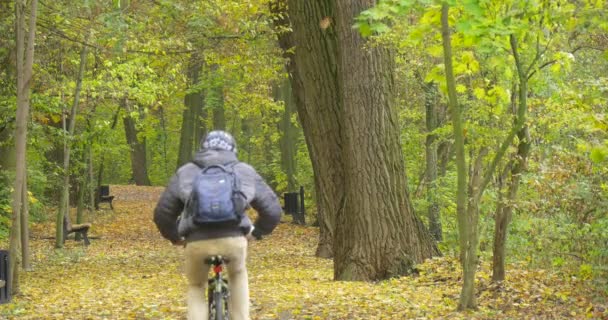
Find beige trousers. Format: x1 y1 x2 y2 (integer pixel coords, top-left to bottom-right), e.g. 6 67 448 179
184 236 249 320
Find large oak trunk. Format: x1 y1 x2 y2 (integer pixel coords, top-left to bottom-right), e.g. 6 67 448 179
284 0 344 258
332 0 438 280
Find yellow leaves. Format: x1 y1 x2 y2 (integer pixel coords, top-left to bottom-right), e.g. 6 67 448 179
2 186 607 319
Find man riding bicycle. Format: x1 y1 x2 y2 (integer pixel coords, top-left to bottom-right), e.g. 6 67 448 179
153 130 282 320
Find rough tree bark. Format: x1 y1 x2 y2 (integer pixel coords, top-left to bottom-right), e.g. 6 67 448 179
332 0 438 281
280 0 344 258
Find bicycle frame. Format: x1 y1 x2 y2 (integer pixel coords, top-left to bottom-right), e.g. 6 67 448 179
207 256 230 320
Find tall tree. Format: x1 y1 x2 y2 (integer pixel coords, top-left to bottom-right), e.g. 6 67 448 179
177 53 205 168
282 0 439 275
208 65 226 130
56 43 88 248
423 81 442 241
123 98 151 186
438 2 532 309
276 76 298 192
282 0 343 258
10 0 38 294
332 0 438 280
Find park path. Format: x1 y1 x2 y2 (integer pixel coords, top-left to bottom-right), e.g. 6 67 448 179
0 185 605 319
1 185 324 319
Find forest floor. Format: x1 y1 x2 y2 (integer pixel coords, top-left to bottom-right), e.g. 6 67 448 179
0 185 606 319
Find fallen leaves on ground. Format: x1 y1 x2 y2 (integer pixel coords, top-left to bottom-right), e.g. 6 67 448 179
1 185 606 319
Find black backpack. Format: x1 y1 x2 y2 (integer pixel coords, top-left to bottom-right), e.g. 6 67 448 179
186 163 247 226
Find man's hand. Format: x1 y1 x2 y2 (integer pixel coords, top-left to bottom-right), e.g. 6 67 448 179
246 226 262 242
251 228 263 240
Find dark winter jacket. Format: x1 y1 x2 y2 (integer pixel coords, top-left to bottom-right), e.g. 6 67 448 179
153 149 282 243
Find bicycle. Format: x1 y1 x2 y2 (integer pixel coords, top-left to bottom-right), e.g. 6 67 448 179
206 255 230 320
205 232 262 320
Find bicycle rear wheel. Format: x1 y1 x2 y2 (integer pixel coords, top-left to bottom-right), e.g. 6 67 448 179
212 291 226 320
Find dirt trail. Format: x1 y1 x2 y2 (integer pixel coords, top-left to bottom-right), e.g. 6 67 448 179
0 185 605 319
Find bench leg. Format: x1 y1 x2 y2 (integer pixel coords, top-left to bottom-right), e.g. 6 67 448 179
62 226 68 245
109 200 114 210
82 230 90 246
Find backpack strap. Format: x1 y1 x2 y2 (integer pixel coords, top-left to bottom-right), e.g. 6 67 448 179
201 164 228 173
190 161 239 171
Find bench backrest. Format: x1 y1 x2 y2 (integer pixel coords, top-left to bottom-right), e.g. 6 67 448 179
99 185 110 197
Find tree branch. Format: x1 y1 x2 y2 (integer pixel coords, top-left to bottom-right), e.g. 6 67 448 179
475 34 527 200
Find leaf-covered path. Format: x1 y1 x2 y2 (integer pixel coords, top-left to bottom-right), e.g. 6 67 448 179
1 185 606 319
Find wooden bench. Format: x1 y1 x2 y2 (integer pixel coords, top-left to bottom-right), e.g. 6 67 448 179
63 215 91 246
95 185 114 210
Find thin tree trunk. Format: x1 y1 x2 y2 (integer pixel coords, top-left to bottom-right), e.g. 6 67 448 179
177 53 204 168
96 105 122 202
424 81 442 241
158 106 169 178
88 142 95 209
56 43 88 248
208 65 226 130
177 96 195 167
492 37 531 281
122 98 151 186
492 126 530 281
277 77 298 191
440 3 475 309
11 0 38 295
20 172 30 270
194 107 207 154
74 178 85 241
461 148 487 309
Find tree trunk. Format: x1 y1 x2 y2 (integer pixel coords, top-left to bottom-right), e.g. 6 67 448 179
122 98 151 186
157 106 170 179
424 81 442 241
331 0 438 281
277 77 298 191
283 0 344 259
208 65 225 130
492 125 530 281
75 177 85 241
11 0 37 295
96 105 122 199
20 172 30 270
492 39 532 281
87 141 95 210
194 107 207 154
440 3 476 309
56 43 88 248
177 53 204 168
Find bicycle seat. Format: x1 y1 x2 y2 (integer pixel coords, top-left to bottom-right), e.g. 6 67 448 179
205 256 230 265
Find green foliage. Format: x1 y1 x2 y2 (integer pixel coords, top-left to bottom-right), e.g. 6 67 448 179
354 0 608 296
